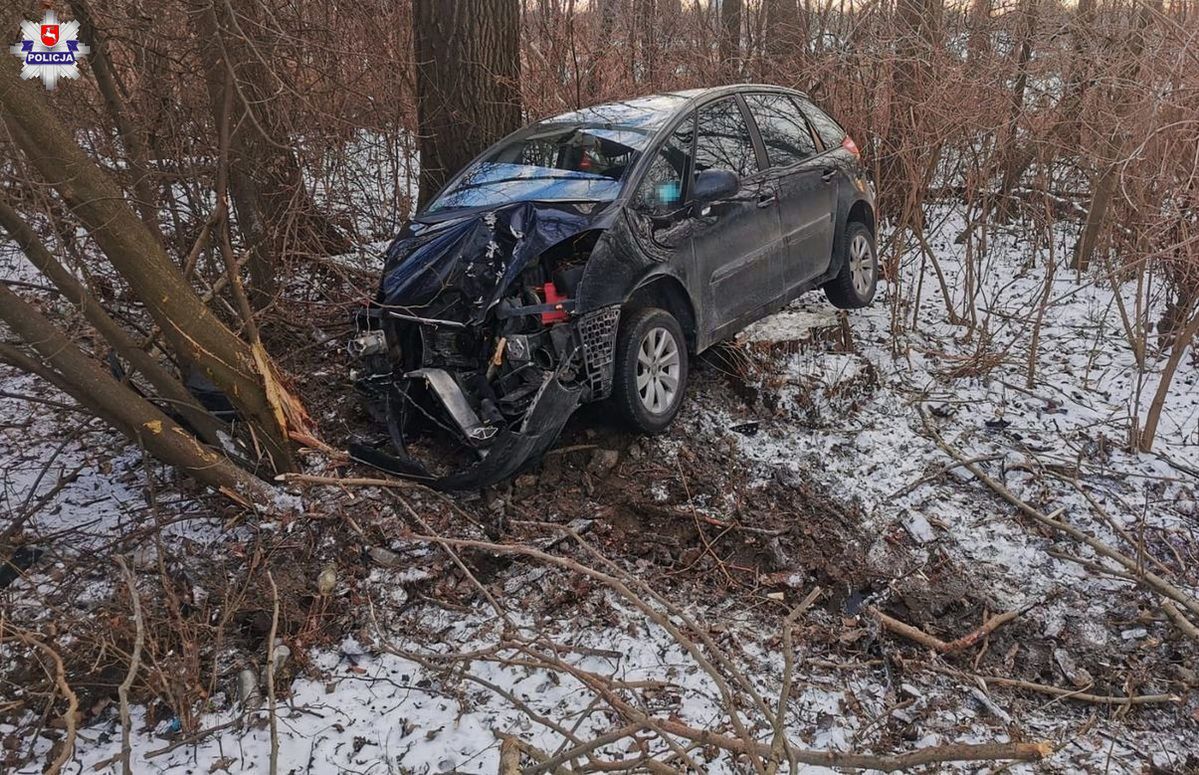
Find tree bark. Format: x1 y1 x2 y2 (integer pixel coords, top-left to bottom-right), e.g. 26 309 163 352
0 284 273 504
879 0 941 216
635 0 657 85
993 0 1039 210
413 0 522 208
997 0 1093 204
764 0 803 77
586 0 618 93
189 0 350 306
1138 306 1199 452
720 0 743 80
0 197 225 447
67 0 164 245
966 0 991 65
0 57 302 473
1074 0 1157 270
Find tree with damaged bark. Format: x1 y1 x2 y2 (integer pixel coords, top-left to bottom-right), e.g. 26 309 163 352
0 2 1195 773
0 57 314 498
413 0 522 207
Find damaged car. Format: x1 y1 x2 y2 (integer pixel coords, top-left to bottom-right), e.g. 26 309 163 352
349 85 878 489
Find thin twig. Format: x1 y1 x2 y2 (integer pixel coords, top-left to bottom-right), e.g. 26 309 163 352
115 557 143 775
266 569 280 775
769 585 822 774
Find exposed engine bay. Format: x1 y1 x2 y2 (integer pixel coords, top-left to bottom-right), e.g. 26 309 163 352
348 201 631 490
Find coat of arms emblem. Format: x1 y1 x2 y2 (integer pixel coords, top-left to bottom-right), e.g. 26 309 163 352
10 10 89 89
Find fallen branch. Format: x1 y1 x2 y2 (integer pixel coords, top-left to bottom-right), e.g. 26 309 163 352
770 586 823 773
524 724 646 774
931 666 1180 706
921 412 1199 630
869 602 1034 654
543 648 1051 772
396 529 1051 772
142 714 246 759
277 472 416 490
1162 601 1199 642
888 454 1005 500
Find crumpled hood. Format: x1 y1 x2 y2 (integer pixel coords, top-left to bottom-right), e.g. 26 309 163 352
378 200 616 323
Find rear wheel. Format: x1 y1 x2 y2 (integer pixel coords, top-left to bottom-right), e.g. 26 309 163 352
823 221 877 309
610 307 688 433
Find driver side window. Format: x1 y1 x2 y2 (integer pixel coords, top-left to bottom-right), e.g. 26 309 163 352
634 115 695 213
694 98 758 179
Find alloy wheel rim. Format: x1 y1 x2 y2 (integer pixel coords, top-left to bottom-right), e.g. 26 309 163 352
849 233 875 296
636 326 680 414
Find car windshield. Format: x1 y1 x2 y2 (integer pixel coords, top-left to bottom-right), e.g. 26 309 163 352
425 123 656 213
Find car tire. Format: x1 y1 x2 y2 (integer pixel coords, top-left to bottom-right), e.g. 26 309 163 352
823 221 877 309
610 307 688 433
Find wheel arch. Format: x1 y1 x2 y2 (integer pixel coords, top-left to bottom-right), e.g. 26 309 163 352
847 198 875 235
624 273 699 353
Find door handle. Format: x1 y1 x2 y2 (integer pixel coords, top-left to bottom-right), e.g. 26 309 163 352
821 168 836 183
757 192 777 208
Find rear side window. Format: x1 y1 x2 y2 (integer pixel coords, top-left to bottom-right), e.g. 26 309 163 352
744 94 817 168
794 97 846 150
694 98 759 179
634 115 695 213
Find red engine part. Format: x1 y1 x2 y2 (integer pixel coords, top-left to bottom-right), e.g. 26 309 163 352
540 282 569 324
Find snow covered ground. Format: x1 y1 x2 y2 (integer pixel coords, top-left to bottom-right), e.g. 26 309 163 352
2 203 1197 773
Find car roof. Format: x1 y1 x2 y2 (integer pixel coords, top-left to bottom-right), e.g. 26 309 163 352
541 84 808 131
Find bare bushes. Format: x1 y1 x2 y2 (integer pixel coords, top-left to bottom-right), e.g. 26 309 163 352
0 489 351 767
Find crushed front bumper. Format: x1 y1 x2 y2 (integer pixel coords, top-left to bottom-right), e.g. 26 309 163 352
347 304 610 490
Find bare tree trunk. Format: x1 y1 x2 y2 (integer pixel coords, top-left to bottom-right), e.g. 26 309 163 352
67 0 164 245
1074 0 1157 271
413 0 522 207
966 0 991 65
636 0 657 85
586 0 618 93
1139 306 1199 451
189 0 351 307
764 0 803 78
0 57 304 473
0 198 225 447
994 0 1039 209
720 0 743 80
997 0 1094 202
0 284 273 504
880 0 941 217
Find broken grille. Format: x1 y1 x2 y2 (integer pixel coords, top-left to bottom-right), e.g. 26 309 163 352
578 306 621 399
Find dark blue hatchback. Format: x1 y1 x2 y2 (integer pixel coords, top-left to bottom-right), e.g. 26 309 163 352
350 85 877 489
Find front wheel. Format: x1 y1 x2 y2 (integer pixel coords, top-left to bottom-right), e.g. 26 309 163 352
823 221 877 309
610 307 688 433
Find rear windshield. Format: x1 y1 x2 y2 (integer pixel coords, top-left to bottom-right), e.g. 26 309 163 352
426 124 651 213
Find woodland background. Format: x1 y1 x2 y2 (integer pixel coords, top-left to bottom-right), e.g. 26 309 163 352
1 0 1197 773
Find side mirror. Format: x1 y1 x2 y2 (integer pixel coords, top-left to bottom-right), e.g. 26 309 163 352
692 169 739 203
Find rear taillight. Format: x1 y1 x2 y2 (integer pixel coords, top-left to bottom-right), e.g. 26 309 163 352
841 135 861 160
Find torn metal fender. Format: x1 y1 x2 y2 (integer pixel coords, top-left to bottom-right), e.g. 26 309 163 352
348 372 583 491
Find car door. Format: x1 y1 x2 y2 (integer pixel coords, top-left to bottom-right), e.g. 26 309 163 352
743 93 837 294
688 96 785 336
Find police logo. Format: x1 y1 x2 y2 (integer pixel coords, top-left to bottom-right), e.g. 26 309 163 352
10 10 89 90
